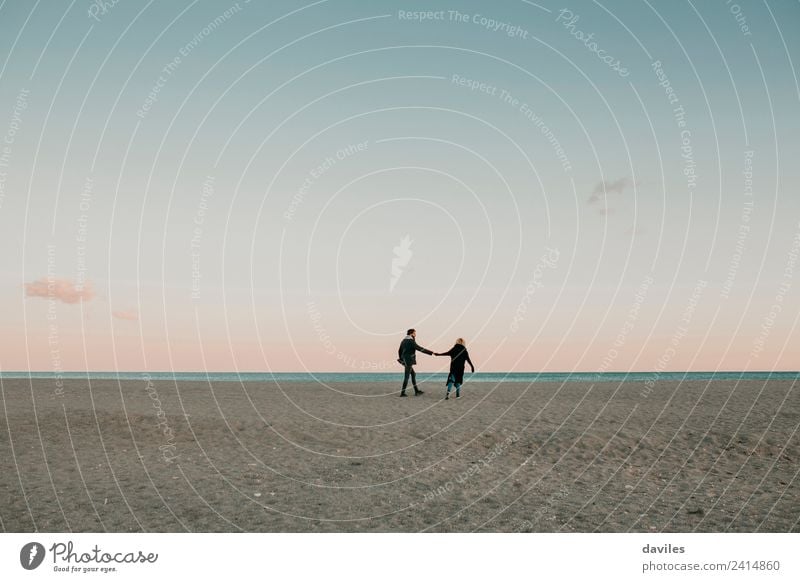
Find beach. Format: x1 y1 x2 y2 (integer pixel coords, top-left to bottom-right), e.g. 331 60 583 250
0 377 797 532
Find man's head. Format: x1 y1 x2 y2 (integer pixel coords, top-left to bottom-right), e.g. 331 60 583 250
407 328 416 338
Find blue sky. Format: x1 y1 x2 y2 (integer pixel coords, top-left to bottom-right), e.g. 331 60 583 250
1 0 798 372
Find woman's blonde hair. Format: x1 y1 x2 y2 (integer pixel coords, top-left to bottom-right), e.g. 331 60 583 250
456 338 465 346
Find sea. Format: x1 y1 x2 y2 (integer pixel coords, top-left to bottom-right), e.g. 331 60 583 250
0 371 797 383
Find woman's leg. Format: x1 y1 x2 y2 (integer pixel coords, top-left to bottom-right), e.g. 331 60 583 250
446 374 454 398
455 383 461 397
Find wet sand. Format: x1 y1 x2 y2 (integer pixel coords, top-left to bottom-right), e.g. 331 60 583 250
1 377 797 532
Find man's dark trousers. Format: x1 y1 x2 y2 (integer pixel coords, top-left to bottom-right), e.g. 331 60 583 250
402 363 419 394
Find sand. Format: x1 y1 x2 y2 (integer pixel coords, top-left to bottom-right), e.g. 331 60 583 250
0 377 797 532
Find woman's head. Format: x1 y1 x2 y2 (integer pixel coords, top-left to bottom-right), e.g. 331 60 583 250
455 338 465 346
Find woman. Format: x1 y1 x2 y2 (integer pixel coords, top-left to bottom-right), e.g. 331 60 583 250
435 338 475 400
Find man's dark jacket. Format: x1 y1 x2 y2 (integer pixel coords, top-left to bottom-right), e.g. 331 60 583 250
398 336 433 366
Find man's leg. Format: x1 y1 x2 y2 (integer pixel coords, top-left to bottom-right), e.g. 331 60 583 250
411 367 423 395
401 364 411 395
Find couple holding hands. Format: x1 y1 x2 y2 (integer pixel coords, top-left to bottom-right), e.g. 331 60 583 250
397 328 475 399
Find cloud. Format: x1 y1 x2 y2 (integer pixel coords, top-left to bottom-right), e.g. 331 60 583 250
24 278 94 304
588 176 636 204
112 310 138 321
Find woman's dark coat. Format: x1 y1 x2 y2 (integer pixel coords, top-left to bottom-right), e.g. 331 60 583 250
438 344 474 384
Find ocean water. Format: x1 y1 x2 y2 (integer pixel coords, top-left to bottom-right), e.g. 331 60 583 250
0 371 797 383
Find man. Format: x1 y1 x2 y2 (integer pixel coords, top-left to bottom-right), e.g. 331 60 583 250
397 328 433 397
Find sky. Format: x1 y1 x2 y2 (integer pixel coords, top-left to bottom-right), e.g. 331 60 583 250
0 0 798 373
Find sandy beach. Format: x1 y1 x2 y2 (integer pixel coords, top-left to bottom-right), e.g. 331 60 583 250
1 377 797 532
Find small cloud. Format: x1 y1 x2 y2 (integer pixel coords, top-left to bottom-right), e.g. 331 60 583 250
390 234 414 292
25 278 94 304
598 207 615 215
112 310 138 321
588 177 636 204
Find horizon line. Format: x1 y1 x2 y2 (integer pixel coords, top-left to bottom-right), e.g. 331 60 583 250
2 370 798 375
